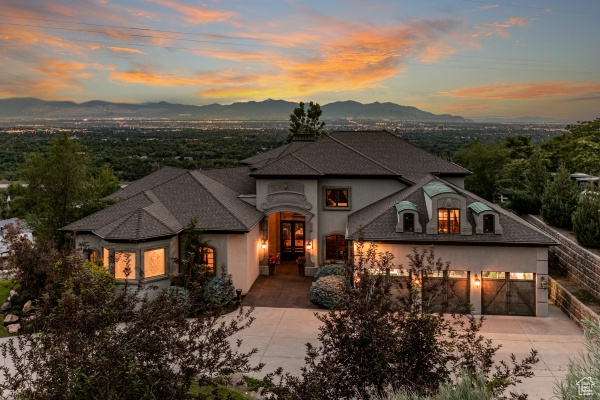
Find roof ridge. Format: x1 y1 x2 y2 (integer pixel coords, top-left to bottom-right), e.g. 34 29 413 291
328 133 400 176
289 152 324 174
103 211 139 239
109 167 188 200
188 170 250 230
143 190 183 233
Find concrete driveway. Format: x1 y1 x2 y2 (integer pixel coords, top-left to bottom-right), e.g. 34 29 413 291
228 303 585 400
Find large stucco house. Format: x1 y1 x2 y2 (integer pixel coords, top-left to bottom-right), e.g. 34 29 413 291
62 131 556 316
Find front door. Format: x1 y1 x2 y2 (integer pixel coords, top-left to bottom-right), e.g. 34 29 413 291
281 221 305 261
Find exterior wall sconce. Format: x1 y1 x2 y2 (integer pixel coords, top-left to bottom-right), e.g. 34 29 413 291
261 239 267 250
474 274 481 287
540 276 548 289
306 240 313 251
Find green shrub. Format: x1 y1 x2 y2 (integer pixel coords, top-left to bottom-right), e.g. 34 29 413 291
572 185 600 249
541 164 580 228
310 275 348 309
314 264 345 280
204 273 236 306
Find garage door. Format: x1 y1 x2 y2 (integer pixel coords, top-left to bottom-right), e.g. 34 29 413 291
482 272 536 316
423 270 470 314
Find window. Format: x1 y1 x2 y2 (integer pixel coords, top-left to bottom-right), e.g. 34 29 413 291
114 251 136 280
438 209 459 233
483 214 495 233
144 248 166 278
102 248 109 267
199 247 215 274
326 234 347 260
403 213 415 232
325 189 349 208
87 249 99 263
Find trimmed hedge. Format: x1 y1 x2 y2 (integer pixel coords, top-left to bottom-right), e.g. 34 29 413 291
310 275 348 309
314 264 345 280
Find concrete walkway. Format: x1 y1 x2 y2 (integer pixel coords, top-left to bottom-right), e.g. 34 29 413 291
228 303 585 399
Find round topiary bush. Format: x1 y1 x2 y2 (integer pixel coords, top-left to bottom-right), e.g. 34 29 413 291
310 275 349 309
314 264 346 280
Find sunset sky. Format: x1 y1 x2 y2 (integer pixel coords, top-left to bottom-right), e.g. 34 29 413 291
1 0 599 121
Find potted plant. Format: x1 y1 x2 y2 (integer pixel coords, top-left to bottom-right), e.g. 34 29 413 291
268 255 278 275
296 256 306 277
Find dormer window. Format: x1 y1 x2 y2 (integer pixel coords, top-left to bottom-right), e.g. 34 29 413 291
438 209 460 234
483 214 495 233
403 213 415 232
468 202 503 235
395 201 422 233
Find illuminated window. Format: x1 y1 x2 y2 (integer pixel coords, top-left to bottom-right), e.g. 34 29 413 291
144 248 166 278
325 188 349 208
326 234 347 260
87 249 99 263
199 247 215 274
482 271 505 279
114 251 136 280
483 214 495 233
403 213 415 232
102 248 110 267
438 209 459 233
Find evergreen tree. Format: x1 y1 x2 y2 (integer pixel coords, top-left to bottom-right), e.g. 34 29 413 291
501 152 549 214
572 182 600 249
285 101 326 142
541 164 580 228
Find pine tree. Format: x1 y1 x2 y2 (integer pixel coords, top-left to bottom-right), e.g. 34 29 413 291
572 182 600 248
541 164 580 228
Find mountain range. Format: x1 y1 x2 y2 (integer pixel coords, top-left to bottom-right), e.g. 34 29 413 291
0 98 467 122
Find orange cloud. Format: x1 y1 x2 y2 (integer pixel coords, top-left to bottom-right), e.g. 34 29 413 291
472 16 530 38
146 0 237 25
106 46 147 55
434 81 600 100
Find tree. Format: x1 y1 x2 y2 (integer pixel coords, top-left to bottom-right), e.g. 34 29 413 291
541 118 600 175
285 101 326 142
541 164 580 228
268 238 538 399
452 141 510 201
21 133 120 249
500 152 549 214
572 182 600 249
0 232 260 399
504 135 535 160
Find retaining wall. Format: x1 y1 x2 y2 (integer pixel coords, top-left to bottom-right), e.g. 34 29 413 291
524 215 600 300
549 277 599 328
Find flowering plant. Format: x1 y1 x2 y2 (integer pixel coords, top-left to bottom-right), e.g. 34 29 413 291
268 255 278 265
296 256 306 265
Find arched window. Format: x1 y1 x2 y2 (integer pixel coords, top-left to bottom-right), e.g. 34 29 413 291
325 235 347 260
403 213 415 232
199 247 215 274
438 209 460 234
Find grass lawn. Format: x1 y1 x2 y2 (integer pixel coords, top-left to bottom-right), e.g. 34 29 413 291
0 279 17 338
189 381 255 399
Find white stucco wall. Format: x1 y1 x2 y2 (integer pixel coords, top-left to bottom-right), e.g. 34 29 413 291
365 242 548 316
226 224 261 294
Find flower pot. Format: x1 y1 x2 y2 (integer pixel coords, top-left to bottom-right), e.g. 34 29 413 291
297 263 306 277
268 263 276 275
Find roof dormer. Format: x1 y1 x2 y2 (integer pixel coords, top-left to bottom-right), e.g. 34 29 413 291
422 182 472 235
395 201 422 233
468 202 503 234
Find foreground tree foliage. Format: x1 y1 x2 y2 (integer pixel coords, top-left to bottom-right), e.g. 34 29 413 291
20 133 119 249
0 231 260 400
267 238 538 399
541 164 580 229
499 152 549 214
285 101 326 142
555 319 600 399
572 183 600 249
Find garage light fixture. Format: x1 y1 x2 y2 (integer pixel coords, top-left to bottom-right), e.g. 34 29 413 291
474 274 481 287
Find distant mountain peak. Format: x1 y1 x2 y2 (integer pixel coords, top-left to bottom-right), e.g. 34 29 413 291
0 97 466 121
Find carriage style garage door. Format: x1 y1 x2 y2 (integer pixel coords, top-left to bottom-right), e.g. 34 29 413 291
423 270 470 314
482 272 536 316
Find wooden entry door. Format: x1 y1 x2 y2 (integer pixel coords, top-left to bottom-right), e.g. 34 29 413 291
482 272 536 316
281 221 305 261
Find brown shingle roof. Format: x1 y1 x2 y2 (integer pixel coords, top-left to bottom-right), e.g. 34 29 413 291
347 175 556 246
249 131 469 181
62 167 264 239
